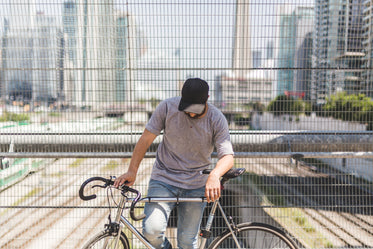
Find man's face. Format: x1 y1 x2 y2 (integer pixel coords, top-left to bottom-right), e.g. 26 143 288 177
184 105 206 119
184 111 200 119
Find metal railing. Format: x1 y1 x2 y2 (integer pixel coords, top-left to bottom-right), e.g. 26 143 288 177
1 0 373 248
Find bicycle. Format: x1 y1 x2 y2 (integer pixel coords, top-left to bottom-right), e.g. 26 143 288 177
79 168 299 249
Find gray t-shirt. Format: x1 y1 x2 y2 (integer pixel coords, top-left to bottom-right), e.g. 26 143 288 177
145 96 234 189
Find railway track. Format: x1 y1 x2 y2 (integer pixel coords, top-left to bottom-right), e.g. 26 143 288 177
1 156 372 248
0 158 120 248
0 157 153 249
0 159 86 242
54 159 153 249
248 158 373 248
54 196 108 249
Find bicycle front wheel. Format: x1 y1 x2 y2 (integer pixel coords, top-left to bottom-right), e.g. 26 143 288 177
208 222 298 249
82 230 130 249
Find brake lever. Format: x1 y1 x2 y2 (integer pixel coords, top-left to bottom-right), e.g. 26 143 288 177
92 176 116 189
92 183 108 189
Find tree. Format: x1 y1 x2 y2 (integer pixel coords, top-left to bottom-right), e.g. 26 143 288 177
323 92 373 130
267 95 304 116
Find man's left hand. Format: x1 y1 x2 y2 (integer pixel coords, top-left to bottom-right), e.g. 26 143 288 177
205 172 221 202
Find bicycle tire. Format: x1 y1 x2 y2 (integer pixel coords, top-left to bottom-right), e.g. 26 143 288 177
208 222 298 249
82 230 130 249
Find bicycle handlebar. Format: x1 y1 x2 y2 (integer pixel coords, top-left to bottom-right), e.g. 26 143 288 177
79 168 246 222
78 176 146 221
79 176 114 201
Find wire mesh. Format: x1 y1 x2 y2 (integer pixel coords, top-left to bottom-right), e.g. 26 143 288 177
0 0 373 249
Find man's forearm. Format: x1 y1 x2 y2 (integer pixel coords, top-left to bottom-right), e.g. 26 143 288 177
127 129 157 174
210 154 234 177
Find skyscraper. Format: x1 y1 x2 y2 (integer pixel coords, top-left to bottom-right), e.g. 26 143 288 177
63 1 78 64
277 8 295 96
6 0 36 32
362 0 373 97
294 32 313 100
2 0 35 102
216 0 273 109
293 7 314 100
114 11 141 102
232 0 252 77
62 1 145 108
2 9 63 104
63 0 116 108
0 18 9 99
115 12 128 102
277 6 314 97
33 13 63 102
313 0 365 104
252 50 262 68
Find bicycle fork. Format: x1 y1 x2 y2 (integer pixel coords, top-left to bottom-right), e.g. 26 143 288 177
199 200 242 249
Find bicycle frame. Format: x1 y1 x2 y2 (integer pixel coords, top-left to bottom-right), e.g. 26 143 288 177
79 170 248 249
111 195 242 249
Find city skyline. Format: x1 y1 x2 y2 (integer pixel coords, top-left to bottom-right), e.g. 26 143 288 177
2 0 372 111
0 0 313 68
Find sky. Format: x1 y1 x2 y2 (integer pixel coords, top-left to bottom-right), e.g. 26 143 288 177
0 0 314 81
121 0 314 80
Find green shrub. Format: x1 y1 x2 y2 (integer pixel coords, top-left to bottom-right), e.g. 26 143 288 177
0 111 30 122
267 95 304 116
323 92 373 130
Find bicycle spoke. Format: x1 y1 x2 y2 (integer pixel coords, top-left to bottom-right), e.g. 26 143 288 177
102 237 109 249
82 231 129 249
209 223 298 249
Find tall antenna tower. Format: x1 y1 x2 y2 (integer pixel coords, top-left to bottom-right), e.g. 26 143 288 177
232 0 252 77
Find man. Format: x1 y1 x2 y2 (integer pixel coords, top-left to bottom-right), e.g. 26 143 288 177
114 78 234 249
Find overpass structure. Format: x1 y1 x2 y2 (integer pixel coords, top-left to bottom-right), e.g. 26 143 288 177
0 131 372 159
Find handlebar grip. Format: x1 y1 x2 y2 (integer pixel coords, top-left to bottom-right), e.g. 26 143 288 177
126 187 146 221
79 177 113 201
130 210 146 221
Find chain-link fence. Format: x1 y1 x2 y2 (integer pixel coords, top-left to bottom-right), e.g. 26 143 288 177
0 1 372 248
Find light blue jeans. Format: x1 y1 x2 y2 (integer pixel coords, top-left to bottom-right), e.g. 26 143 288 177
143 179 206 249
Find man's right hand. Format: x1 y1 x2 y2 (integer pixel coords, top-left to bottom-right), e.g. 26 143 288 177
114 171 136 188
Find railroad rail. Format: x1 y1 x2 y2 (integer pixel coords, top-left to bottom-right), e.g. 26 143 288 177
245 158 373 248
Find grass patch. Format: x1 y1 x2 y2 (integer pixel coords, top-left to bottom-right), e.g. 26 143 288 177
15 187 42 205
266 208 334 248
50 171 65 177
292 209 316 233
48 112 61 117
0 187 42 216
240 172 333 248
0 111 30 122
101 160 120 172
241 172 286 206
69 158 86 168
31 159 45 170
